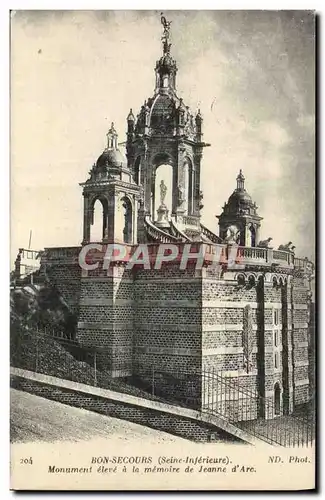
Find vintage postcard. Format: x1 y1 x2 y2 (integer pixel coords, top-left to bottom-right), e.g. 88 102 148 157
10 10 316 491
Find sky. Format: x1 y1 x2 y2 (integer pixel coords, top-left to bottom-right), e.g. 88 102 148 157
11 10 315 263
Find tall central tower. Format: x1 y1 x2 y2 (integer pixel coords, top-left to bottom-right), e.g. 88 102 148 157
125 15 210 235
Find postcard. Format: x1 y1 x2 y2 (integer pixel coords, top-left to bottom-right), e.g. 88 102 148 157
10 10 316 491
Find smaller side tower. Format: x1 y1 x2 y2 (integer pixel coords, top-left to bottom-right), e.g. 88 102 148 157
80 123 142 245
217 170 262 247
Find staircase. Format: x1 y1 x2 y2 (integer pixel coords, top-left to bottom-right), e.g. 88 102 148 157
200 223 223 244
144 215 222 245
144 216 180 243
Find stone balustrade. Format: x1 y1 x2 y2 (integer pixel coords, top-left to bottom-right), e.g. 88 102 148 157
182 215 200 228
40 242 300 270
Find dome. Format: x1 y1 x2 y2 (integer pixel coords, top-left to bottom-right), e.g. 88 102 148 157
157 53 177 70
86 124 129 183
220 171 258 217
96 148 127 169
228 189 252 205
225 189 255 216
149 94 175 134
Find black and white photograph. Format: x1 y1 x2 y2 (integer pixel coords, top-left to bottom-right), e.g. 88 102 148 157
9 9 316 491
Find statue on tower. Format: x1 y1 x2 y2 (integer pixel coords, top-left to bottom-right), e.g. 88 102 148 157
160 13 172 55
161 13 172 36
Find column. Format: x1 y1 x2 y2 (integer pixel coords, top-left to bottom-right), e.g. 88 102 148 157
82 195 91 244
281 280 294 414
256 275 266 418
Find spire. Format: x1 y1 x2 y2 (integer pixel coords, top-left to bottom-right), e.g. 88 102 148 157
127 109 135 122
195 109 203 139
155 13 177 93
236 169 245 191
106 122 118 150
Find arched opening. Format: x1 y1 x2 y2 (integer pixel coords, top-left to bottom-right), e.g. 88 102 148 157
183 158 194 215
134 157 141 185
273 276 279 288
90 198 107 242
274 383 281 416
183 161 189 215
237 274 246 287
115 196 133 244
247 275 256 289
154 163 173 221
249 225 256 247
239 228 245 246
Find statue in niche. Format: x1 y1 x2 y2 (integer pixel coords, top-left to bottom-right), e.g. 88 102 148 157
160 180 167 206
199 190 204 210
177 185 184 207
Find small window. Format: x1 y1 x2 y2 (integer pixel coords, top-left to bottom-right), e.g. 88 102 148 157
274 309 279 325
163 76 169 88
274 331 278 347
274 352 279 369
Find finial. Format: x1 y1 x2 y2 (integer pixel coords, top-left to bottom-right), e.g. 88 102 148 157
106 122 118 149
127 108 135 121
178 98 185 110
236 169 245 190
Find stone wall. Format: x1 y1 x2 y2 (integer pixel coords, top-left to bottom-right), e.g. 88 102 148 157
291 273 311 406
40 244 313 417
11 372 244 444
77 265 134 377
45 263 81 316
133 263 203 407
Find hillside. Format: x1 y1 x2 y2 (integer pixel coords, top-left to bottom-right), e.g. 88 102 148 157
10 281 169 404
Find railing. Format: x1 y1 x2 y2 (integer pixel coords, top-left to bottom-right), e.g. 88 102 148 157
42 247 81 262
273 250 289 261
294 257 314 273
11 326 315 447
202 370 315 447
237 246 268 262
182 215 200 228
144 216 179 243
18 248 41 260
134 364 315 448
273 250 294 266
170 218 191 242
10 327 171 404
200 223 223 244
